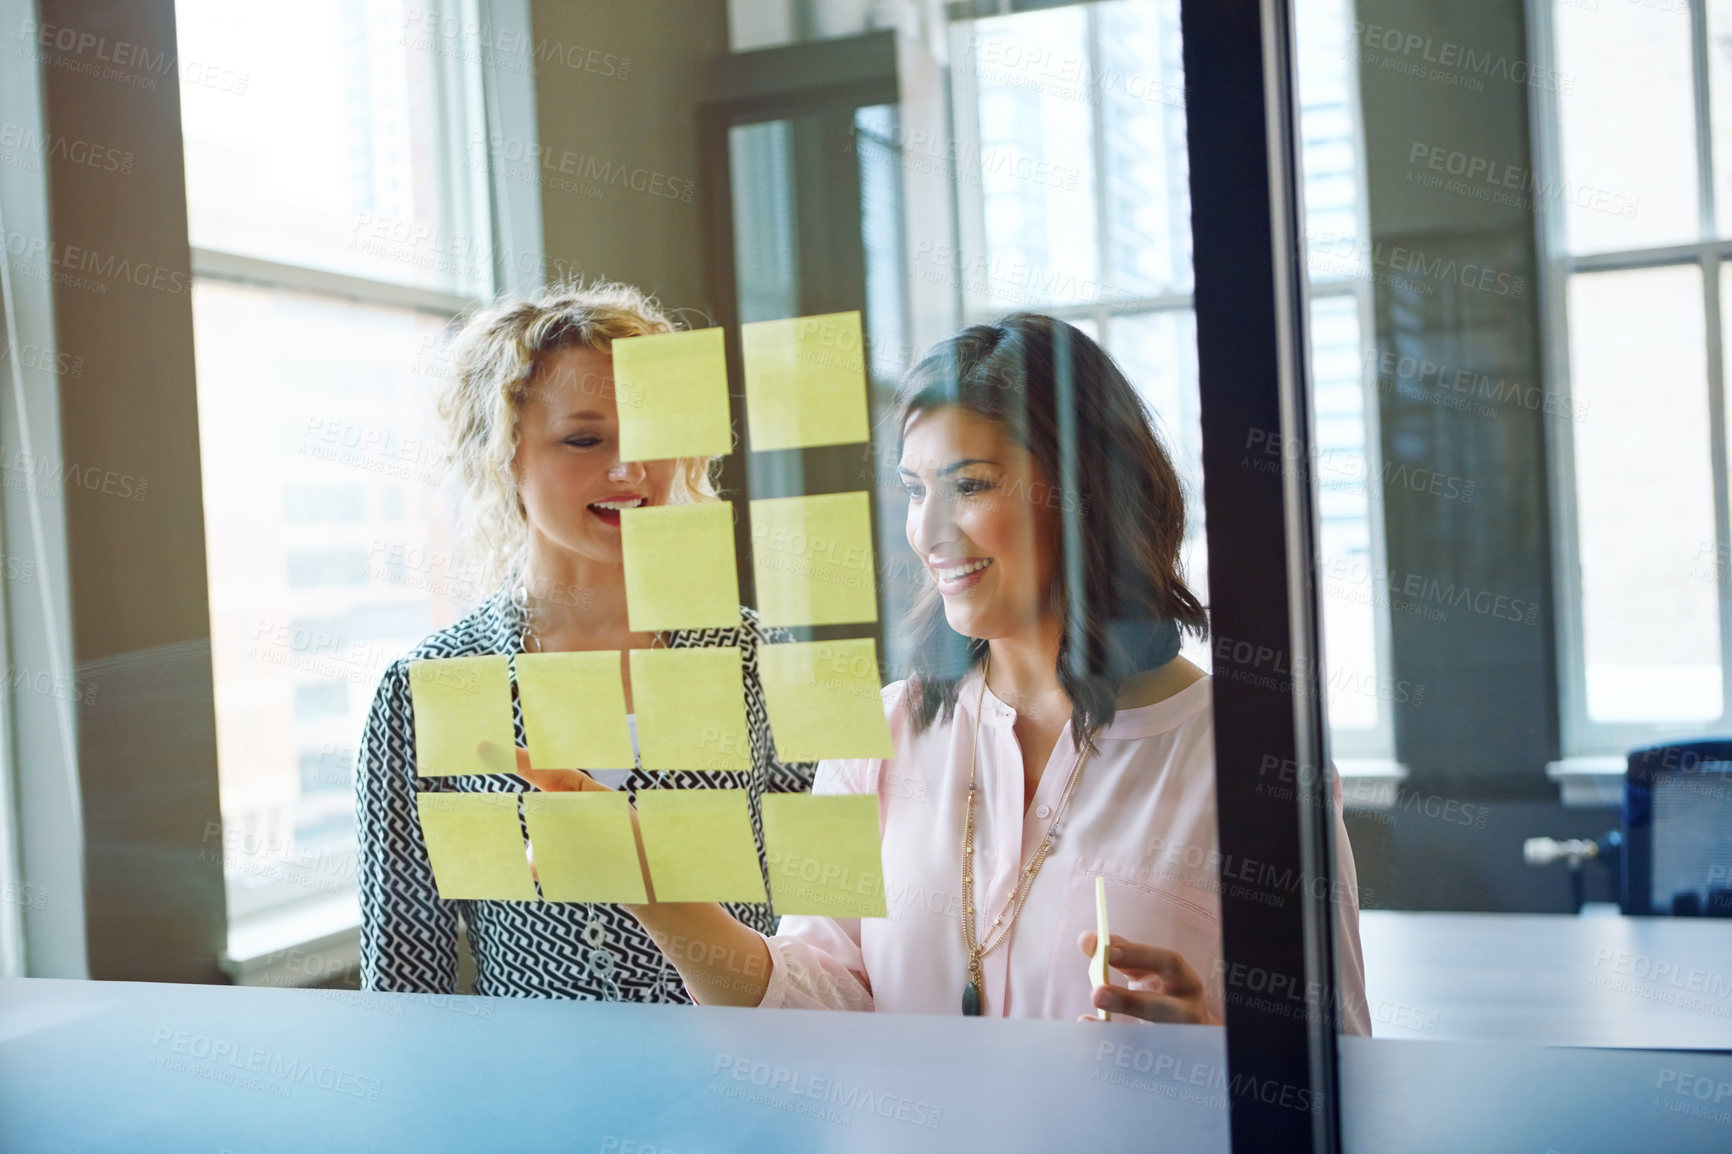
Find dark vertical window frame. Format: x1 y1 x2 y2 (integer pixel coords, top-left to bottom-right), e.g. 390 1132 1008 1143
1180 2 1342 1152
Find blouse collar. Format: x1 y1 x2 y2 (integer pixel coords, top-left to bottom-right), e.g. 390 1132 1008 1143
960 664 1212 740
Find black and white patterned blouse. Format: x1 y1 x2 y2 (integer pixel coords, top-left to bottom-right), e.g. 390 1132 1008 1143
356 588 814 999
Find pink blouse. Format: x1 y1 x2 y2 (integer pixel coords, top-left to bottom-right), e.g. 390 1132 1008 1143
747 671 1371 1032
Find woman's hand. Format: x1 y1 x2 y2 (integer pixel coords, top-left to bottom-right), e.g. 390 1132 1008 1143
1076 931 1219 1025
488 742 612 792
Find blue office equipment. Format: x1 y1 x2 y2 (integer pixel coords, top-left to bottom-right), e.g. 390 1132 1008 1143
1622 739 1732 916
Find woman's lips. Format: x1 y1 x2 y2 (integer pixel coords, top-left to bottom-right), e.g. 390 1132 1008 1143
587 495 646 527
933 557 993 595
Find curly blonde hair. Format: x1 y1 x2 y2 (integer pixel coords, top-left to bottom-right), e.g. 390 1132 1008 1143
437 279 720 592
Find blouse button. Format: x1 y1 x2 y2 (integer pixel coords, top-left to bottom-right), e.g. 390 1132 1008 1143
1035 804 1052 819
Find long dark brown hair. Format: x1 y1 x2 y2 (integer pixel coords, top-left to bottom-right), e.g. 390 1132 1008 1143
895 313 1208 746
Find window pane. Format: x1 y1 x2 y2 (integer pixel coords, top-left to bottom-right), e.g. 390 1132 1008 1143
1709 0 1732 234
1097 0 1191 297
966 6 1102 311
176 0 489 294
1310 294 1381 733
1296 0 1364 284
1569 265 1722 721
192 280 464 914
1553 0 1698 253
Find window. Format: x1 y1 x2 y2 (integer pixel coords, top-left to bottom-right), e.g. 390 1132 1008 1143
948 0 1392 758
176 0 514 931
1539 0 1732 753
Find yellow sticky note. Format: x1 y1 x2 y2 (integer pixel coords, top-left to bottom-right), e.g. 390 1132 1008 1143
741 311 871 451
762 794 887 917
635 789 766 903
612 327 732 462
514 652 635 769
749 492 878 627
416 791 538 901
523 792 648 903
620 503 742 631
629 647 751 771
758 639 893 762
409 656 517 777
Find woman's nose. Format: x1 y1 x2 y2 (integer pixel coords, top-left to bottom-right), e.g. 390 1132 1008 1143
909 491 955 554
607 458 646 484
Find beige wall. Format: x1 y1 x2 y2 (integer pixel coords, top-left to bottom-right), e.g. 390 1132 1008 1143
38 0 225 981
531 0 732 317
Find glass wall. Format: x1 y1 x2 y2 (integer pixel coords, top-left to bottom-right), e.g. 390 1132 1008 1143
1 0 1726 1150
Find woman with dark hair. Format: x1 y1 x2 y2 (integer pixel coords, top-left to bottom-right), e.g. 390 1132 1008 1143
526 313 1368 1028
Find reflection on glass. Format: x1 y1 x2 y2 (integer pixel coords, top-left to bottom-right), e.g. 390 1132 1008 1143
1568 265 1721 722
1553 0 1698 253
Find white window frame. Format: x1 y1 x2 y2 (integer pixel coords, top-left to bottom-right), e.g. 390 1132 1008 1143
1530 0 1732 774
186 0 545 983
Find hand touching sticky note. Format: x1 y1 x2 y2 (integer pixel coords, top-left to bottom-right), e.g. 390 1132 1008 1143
758 638 893 762
409 656 517 777
749 491 878 627
611 327 732 462
620 502 742 631
514 651 635 770
635 789 766 903
523 792 648 903
761 793 887 917
741 311 870 451
416 791 538 901
629 647 751 771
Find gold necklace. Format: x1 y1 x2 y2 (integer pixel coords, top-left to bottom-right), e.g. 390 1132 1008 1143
960 655 1093 1016
514 582 663 654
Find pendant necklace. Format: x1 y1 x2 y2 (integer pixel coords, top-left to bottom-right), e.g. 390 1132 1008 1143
959 655 1093 1016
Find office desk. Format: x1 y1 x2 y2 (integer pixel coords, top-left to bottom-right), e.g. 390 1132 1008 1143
2 960 1729 1152
1360 910 1732 1048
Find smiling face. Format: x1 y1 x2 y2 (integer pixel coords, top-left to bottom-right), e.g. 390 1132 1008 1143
511 344 676 566
898 405 1061 642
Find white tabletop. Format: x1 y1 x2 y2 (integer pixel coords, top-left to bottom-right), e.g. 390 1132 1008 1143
1359 909 1732 1048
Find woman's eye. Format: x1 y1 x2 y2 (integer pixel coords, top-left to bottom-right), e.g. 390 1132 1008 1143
954 477 994 496
901 481 926 500
564 436 603 449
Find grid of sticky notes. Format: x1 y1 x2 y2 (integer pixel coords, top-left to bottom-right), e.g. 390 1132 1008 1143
400 312 897 909
410 788 886 913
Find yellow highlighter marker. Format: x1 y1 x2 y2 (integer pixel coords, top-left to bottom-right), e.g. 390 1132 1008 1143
1092 875 1111 1021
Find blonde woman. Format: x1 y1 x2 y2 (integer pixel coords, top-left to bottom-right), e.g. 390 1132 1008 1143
356 281 812 999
